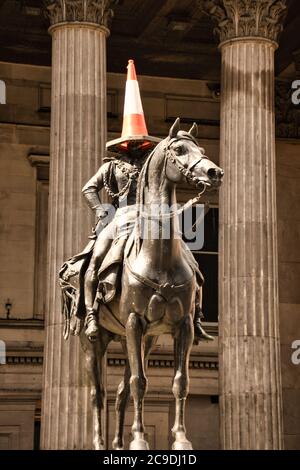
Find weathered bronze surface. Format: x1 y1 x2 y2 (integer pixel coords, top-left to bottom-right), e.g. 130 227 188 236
59 119 223 450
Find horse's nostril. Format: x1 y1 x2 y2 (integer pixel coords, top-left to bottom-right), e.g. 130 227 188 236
208 168 218 178
208 168 224 179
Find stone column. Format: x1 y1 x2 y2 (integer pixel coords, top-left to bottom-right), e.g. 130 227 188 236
41 0 116 449
199 0 287 449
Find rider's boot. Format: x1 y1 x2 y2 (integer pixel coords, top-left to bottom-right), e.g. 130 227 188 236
194 305 214 342
85 308 99 342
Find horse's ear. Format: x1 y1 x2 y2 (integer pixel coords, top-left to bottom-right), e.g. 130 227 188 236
188 122 198 138
169 118 180 139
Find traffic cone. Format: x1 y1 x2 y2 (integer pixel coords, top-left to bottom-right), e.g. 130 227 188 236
106 59 160 154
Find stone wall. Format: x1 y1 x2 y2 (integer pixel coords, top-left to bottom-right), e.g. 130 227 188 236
277 141 300 449
0 63 50 323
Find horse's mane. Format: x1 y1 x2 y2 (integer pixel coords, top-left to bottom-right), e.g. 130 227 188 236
136 130 198 211
134 138 167 254
133 131 199 254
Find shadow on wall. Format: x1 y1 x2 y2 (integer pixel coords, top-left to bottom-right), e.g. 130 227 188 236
0 80 6 104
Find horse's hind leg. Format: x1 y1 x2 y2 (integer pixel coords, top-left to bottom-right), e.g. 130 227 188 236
172 314 194 450
80 327 112 450
112 336 157 450
126 312 149 450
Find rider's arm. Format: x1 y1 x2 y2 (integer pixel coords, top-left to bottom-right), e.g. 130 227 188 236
82 162 111 218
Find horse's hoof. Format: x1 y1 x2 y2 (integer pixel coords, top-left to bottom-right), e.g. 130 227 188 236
129 439 149 450
93 439 105 450
112 438 124 451
172 440 193 451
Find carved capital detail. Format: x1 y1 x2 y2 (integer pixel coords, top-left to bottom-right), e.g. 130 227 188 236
199 0 287 44
44 0 118 29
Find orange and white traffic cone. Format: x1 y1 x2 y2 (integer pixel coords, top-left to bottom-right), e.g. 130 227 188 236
106 59 160 154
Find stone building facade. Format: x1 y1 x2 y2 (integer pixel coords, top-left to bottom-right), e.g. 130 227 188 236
0 0 299 450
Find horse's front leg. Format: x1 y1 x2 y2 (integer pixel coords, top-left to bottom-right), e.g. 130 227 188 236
126 312 149 450
172 314 194 450
113 335 158 450
112 350 131 450
80 327 112 450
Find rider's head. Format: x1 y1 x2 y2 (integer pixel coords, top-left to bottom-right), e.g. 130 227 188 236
105 141 152 166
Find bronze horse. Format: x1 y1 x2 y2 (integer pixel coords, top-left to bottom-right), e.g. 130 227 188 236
81 118 224 450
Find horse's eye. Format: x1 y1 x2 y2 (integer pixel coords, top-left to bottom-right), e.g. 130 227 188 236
174 145 184 155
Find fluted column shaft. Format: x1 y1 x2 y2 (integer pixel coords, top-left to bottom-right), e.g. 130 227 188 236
219 37 282 450
41 17 109 449
199 0 287 450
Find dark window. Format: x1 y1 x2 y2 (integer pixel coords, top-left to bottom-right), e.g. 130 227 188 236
193 251 218 322
210 395 219 404
183 207 219 323
201 207 219 253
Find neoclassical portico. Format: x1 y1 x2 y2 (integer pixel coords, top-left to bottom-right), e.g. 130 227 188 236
199 0 287 450
41 0 288 450
41 0 117 450
1 0 300 452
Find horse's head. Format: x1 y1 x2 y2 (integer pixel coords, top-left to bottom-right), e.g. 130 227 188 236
165 118 224 191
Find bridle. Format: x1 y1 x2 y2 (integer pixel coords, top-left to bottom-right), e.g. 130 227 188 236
140 138 210 221
165 137 210 190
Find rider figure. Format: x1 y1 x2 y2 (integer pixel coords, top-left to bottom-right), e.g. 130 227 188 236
82 145 147 339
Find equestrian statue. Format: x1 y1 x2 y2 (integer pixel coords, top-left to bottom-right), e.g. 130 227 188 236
59 60 224 450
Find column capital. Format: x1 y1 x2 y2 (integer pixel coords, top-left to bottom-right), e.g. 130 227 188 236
44 0 118 29
198 0 287 45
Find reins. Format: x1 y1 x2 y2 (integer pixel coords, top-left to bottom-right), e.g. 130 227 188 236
139 141 210 220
